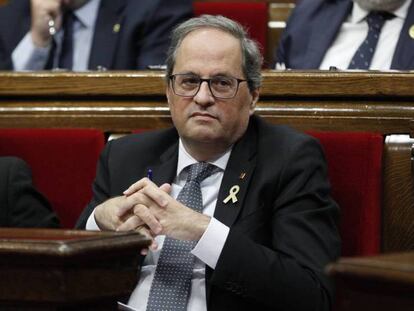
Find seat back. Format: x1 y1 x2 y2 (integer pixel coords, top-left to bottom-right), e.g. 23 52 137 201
308 131 383 256
193 2 268 57
0 129 105 228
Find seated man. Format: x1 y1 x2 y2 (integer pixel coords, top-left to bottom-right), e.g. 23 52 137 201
0 0 192 70
275 0 414 70
0 156 60 228
77 15 340 311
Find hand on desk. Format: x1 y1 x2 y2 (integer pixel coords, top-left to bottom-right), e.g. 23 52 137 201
95 178 211 254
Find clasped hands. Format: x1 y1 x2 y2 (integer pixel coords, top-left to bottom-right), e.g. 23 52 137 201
94 178 211 254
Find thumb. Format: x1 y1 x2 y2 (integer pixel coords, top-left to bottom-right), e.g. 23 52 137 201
159 183 172 194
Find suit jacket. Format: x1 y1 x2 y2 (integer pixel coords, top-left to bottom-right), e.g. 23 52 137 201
0 156 60 228
275 0 414 69
76 115 340 311
0 0 192 70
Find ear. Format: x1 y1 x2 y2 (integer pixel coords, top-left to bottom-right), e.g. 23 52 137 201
249 89 260 115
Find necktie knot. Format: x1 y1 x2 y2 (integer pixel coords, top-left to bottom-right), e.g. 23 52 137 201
366 11 394 30
186 162 217 184
62 10 76 27
348 11 395 69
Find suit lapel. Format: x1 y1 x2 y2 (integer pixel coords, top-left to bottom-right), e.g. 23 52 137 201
88 0 126 70
149 142 179 187
213 119 257 227
206 117 257 305
391 0 414 69
304 0 352 68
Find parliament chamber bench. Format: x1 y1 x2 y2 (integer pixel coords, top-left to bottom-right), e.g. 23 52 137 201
0 70 413 256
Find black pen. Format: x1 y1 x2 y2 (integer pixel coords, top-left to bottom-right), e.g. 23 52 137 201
147 169 153 181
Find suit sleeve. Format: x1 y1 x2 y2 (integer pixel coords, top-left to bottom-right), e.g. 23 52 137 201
75 141 113 229
133 0 193 69
273 0 306 68
0 0 31 70
0 36 12 70
210 135 340 311
1 157 60 228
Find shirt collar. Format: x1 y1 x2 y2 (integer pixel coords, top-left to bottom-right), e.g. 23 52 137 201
351 0 411 23
74 0 101 28
176 139 232 177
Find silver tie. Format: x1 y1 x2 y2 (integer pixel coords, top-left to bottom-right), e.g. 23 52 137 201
146 162 217 311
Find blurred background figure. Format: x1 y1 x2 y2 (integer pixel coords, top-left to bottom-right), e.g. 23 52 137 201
0 156 60 228
275 0 414 70
0 0 193 71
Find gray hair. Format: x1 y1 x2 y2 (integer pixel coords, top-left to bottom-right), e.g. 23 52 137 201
165 15 263 92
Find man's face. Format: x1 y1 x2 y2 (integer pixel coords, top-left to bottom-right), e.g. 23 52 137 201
353 0 407 11
167 28 259 152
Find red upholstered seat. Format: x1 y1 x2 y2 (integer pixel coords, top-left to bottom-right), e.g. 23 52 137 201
307 131 383 256
0 129 105 228
193 2 268 55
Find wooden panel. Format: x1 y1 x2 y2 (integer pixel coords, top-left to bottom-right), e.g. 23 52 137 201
1 70 413 97
1 71 414 134
383 136 414 252
0 228 150 309
326 252 414 311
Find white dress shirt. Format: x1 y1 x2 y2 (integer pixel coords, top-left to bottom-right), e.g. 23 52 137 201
86 139 232 311
12 0 100 71
319 0 411 70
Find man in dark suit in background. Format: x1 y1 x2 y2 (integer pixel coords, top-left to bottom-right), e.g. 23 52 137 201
76 15 340 311
275 0 414 70
0 0 192 70
0 156 60 228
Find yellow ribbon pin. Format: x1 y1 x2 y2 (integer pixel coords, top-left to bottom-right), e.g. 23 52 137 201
113 23 121 33
223 185 240 204
409 25 414 39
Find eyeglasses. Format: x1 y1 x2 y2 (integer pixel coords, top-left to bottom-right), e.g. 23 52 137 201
169 74 247 99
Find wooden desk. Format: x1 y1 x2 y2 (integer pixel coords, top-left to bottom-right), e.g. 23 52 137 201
0 70 413 134
0 70 413 252
0 228 150 310
327 252 414 311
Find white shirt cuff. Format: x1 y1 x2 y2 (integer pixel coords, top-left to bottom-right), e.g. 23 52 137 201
191 217 229 269
12 32 51 70
85 208 101 230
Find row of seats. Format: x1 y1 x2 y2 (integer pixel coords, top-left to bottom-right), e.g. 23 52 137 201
0 128 382 257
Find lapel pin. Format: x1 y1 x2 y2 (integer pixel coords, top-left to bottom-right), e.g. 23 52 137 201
239 172 246 180
223 185 240 204
409 25 414 39
113 23 121 33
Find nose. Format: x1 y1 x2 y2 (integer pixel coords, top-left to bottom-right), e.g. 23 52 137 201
193 81 214 106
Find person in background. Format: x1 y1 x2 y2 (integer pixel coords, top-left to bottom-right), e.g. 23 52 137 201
0 156 60 228
0 0 192 70
76 15 340 311
275 0 414 70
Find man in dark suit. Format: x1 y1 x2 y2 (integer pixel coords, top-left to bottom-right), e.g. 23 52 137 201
275 0 414 70
0 0 192 70
76 15 340 311
0 156 60 227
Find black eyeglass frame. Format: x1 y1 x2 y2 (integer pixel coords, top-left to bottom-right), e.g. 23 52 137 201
169 74 247 99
